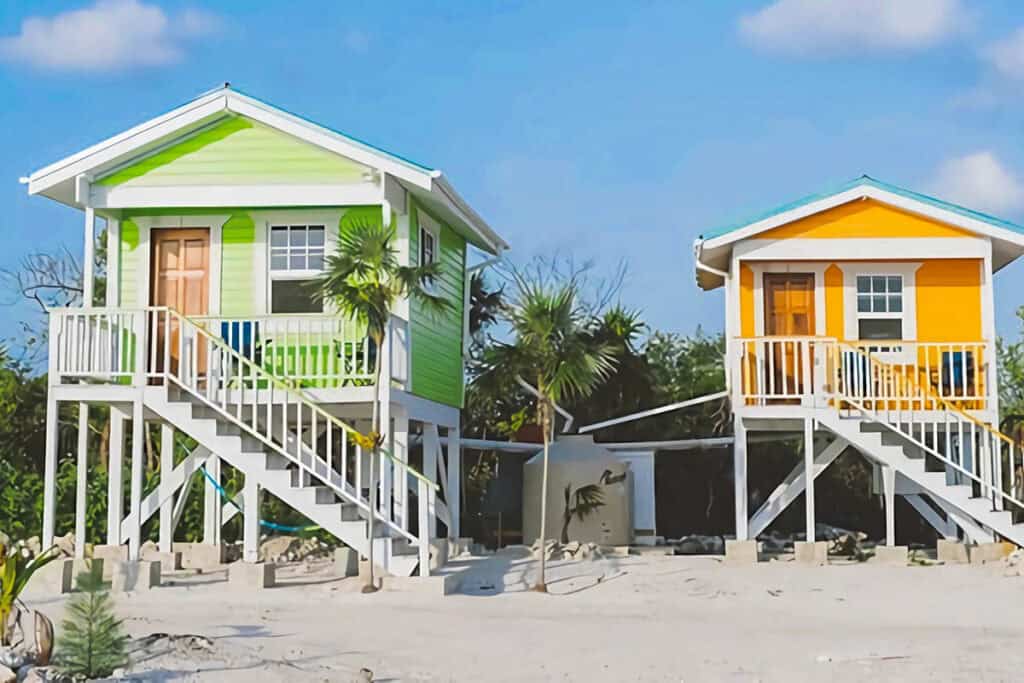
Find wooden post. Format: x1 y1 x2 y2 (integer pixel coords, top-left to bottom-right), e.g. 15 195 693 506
82 206 95 307
42 396 59 550
243 476 260 563
447 422 461 538
393 407 409 531
159 423 175 553
804 417 816 543
734 414 748 541
128 399 145 560
75 403 89 559
883 465 896 547
107 407 126 545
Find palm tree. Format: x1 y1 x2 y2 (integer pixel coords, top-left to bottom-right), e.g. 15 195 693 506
484 276 616 592
317 215 448 592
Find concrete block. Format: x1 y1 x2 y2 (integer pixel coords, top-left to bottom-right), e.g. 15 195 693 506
141 550 182 571
34 559 73 594
874 545 908 566
111 560 161 592
172 543 225 569
429 539 449 571
937 539 969 564
381 573 460 596
969 542 1009 565
358 558 387 586
92 545 128 580
69 558 105 586
795 541 829 566
449 537 474 556
334 547 358 577
227 561 276 590
725 540 760 566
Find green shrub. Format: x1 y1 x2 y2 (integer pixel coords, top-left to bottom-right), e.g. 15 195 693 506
55 569 129 679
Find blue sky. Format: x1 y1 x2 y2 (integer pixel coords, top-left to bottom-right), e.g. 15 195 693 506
3 0 1024 340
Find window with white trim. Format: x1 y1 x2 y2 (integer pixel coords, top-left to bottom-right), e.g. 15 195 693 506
418 223 439 291
856 274 903 341
269 224 325 314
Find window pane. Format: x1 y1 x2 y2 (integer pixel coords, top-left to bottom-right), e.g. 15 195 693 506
271 228 288 247
887 275 902 292
271 279 323 314
308 227 325 246
856 277 870 293
290 227 307 247
308 250 324 271
889 295 902 313
872 295 887 312
858 318 902 340
871 276 886 292
270 251 288 270
290 252 306 270
857 295 871 313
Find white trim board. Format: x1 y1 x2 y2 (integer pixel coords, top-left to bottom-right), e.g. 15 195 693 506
734 237 989 262
91 182 381 210
837 262 921 342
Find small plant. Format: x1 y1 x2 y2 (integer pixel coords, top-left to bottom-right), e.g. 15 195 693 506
55 569 129 679
0 542 60 646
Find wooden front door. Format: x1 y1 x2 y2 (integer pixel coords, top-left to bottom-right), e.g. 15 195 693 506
763 273 815 398
150 229 210 374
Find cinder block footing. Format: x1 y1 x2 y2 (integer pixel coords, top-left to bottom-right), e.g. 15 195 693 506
334 548 358 577
795 541 828 566
93 545 128 580
725 540 760 566
111 560 161 592
227 561 276 590
70 558 105 585
172 543 225 569
970 542 1010 565
449 537 474 557
35 559 74 594
142 550 182 571
381 573 460 596
429 539 449 571
937 539 969 564
874 545 908 566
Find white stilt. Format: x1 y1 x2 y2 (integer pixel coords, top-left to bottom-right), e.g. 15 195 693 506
82 206 95 306
42 396 59 550
75 403 89 559
128 400 145 560
804 418 815 543
379 396 392 522
243 475 260 563
734 415 748 541
883 465 896 547
447 423 461 538
159 423 174 553
393 407 409 530
423 423 440 540
107 407 126 545
203 456 222 545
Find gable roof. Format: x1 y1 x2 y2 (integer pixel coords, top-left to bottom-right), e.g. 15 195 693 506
22 85 508 254
694 175 1024 290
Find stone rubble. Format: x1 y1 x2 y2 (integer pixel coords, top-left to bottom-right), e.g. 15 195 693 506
528 539 606 561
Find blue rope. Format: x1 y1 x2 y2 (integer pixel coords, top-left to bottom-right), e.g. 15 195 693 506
199 465 320 534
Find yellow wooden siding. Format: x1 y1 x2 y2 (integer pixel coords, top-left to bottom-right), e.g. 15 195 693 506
824 264 843 338
739 264 755 337
758 199 974 240
916 259 982 342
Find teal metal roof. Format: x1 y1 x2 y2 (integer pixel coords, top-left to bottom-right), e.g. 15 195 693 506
700 175 1024 241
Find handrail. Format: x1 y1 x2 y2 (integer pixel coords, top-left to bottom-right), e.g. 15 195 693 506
169 307 437 489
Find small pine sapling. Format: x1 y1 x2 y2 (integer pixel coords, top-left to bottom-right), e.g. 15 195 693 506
55 569 129 679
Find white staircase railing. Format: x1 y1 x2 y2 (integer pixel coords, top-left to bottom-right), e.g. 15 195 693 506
832 342 1023 517
49 306 437 573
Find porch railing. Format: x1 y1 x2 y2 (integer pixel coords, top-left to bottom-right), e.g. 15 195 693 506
49 308 409 389
734 336 994 411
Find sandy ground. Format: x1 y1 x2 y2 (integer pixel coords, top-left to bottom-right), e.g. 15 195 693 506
21 548 1024 682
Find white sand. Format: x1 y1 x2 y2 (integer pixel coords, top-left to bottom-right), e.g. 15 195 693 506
22 549 1024 681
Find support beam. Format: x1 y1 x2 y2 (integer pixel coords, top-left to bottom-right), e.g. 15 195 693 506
75 403 89 559
203 456 222 545
379 395 392 523
804 418 815 543
107 407 126 545
243 475 260 563
748 437 849 538
904 493 957 540
424 423 440 539
734 415 748 541
393 408 409 530
128 400 144 560
82 205 95 306
42 396 59 550
120 445 211 542
447 423 461 538
159 423 174 552
882 465 896 546
929 495 993 544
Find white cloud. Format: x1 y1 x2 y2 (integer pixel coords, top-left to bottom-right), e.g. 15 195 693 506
928 152 1024 214
738 0 968 57
0 0 219 72
982 27 1024 80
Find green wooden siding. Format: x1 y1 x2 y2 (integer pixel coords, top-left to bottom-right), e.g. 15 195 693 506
118 219 140 306
409 200 466 408
97 115 370 187
220 213 257 315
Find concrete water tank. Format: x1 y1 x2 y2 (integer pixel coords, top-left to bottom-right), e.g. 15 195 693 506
523 435 634 546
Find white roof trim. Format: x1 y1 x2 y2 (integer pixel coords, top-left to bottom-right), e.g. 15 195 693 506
699 184 1024 251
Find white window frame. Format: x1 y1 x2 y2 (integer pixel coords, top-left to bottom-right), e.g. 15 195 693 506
267 222 328 314
418 211 441 294
839 263 921 361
